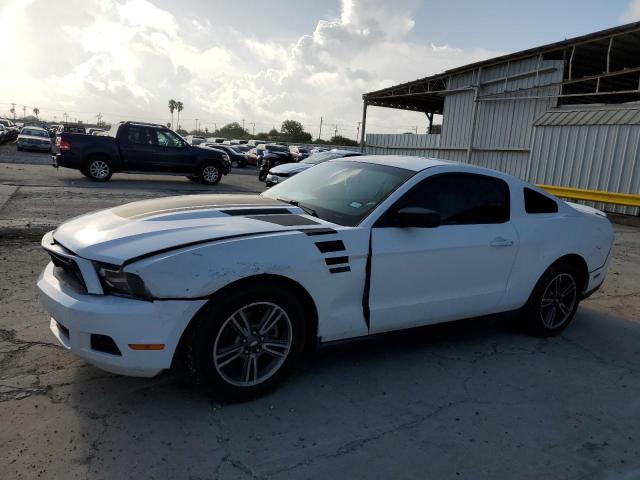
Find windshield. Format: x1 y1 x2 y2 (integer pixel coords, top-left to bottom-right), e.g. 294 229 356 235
262 160 414 226
301 151 344 165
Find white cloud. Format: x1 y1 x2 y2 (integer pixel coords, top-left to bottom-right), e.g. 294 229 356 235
0 0 499 135
622 0 640 22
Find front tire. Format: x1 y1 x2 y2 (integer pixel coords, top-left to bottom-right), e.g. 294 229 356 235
522 261 581 336
198 162 222 185
86 157 112 182
184 285 307 401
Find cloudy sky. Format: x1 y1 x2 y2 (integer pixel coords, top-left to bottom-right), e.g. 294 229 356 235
1 0 639 138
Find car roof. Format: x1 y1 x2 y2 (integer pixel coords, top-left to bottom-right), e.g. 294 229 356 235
20 126 47 132
340 155 453 172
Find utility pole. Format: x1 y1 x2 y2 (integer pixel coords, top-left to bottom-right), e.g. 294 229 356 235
96 112 103 127
356 121 361 142
195 118 199 134
334 124 338 139
414 125 418 134
22 105 26 120
250 122 255 135
318 116 323 140
242 119 245 132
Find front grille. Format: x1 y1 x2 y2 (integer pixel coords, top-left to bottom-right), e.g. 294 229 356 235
49 251 87 293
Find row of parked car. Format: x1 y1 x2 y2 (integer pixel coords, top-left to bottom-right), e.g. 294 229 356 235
0 119 108 153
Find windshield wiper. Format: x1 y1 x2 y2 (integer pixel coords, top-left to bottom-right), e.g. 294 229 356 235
276 197 318 217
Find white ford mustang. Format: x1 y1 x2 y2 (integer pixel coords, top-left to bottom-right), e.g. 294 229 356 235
38 156 614 400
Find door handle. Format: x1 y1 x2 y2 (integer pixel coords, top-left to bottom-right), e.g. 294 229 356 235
490 237 514 247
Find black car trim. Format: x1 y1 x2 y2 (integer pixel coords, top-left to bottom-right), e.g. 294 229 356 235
315 240 346 253
325 256 349 266
300 228 337 236
247 214 320 226
329 266 351 274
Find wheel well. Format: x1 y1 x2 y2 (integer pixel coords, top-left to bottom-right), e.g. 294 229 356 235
197 158 223 171
173 274 319 366
551 254 589 292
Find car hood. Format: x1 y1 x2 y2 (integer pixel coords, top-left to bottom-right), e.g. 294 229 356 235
270 163 312 175
52 194 331 265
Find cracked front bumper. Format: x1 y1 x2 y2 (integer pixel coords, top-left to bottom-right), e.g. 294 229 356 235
37 263 206 377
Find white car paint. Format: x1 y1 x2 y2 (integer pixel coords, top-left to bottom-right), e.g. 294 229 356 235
37 156 614 377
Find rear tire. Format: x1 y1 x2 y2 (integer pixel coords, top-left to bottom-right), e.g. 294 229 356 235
522 261 581 336
198 162 222 185
183 284 307 401
86 157 112 182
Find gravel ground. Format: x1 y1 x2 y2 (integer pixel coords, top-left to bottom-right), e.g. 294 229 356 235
0 152 639 479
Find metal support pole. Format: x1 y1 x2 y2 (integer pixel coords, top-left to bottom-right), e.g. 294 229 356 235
360 100 368 152
606 36 613 73
466 67 482 164
426 112 434 134
568 46 576 80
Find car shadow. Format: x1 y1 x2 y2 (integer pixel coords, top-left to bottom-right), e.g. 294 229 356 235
63 306 640 478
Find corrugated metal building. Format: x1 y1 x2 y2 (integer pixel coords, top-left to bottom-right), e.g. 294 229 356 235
361 22 640 215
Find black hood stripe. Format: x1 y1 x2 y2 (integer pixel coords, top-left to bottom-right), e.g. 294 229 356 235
122 229 288 266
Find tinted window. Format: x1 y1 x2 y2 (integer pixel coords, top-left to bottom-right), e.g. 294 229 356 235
394 173 510 225
125 126 153 145
524 188 558 214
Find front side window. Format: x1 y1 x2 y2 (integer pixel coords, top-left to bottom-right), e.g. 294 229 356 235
391 173 510 225
263 160 414 226
156 130 184 148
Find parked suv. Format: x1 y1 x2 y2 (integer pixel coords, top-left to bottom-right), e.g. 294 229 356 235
52 121 231 185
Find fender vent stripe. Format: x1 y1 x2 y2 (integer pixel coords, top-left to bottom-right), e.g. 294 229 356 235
325 256 349 266
301 228 337 236
315 240 346 253
329 266 351 274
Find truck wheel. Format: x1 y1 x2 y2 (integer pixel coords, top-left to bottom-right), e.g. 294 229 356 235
183 284 307 401
198 162 221 185
86 158 112 182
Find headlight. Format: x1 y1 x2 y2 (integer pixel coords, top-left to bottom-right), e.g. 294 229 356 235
95 263 151 299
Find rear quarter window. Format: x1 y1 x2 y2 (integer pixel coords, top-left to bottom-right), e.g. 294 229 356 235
524 188 558 214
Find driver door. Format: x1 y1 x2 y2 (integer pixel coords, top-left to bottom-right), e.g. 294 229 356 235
369 173 518 334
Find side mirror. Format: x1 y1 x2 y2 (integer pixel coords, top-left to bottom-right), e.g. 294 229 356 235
393 207 441 228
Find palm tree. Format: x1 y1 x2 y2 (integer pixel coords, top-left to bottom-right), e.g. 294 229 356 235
9 107 15 119
33 107 40 119
168 99 176 129
175 101 184 130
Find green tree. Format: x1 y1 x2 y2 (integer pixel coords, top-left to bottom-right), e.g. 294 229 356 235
215 122 249 138
281 120 312 142
330 135 359 147
168 99 176 128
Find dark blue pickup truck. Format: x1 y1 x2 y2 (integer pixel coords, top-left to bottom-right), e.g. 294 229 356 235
52 121 231 185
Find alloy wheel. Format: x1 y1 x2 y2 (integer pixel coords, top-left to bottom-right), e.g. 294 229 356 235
89 160 109 179
213 302 292 387
540 273 577 329
202 165 219 183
